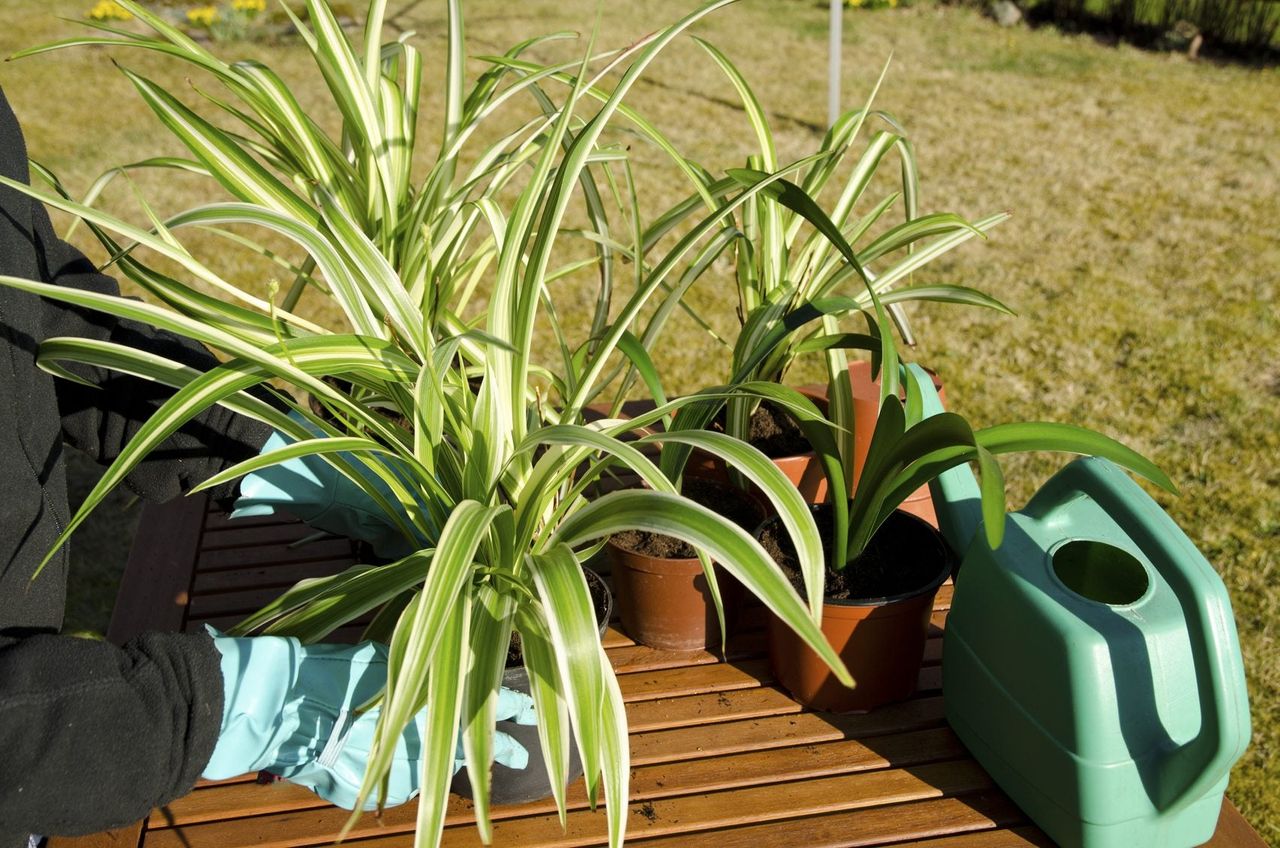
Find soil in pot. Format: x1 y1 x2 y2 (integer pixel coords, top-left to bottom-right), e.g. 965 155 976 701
607 477 762 651
450 568 613 806
686 394 830 503
758 507 951 713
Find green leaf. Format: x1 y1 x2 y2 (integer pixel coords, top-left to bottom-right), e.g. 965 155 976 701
641 429 825 617
354 501 506 814
975 445 1007 549
554 490 851 685
120 67 319 226
413 587 471 848
977 421 1176 494
191 436 394 494
234 554 431 643
303 0 396 220
515 605 573 824
0 178 324 333
529 544 606 804
876 284 1014 315
598 643 630 848
460 583 517 843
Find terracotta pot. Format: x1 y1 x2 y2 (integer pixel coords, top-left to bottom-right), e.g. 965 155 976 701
687 387 830 504
450 569 613 805
607 545 745 652
847 361 946 527
761 509 951 713
607 480 760 651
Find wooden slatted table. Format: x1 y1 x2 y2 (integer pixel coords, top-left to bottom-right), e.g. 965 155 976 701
52 494 1266 848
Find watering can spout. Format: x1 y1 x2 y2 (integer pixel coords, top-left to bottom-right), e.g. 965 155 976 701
903 365 982 555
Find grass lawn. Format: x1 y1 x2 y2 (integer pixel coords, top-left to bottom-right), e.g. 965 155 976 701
2 0 1276 838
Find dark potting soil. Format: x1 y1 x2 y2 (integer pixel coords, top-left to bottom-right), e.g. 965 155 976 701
759 508 946 602
507 568 610 668
711 401 811 459
610 477 764 560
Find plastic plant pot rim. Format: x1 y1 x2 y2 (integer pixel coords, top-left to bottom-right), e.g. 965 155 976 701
758 507 954 609
604 536 706 573
604 474 769 566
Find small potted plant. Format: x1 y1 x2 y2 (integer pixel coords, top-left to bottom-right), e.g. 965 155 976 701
606 474 760 652
756 364 1177 712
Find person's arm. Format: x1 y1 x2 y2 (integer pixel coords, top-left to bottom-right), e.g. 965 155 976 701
0 631 224 838
0 85 270 503
32 200 273 502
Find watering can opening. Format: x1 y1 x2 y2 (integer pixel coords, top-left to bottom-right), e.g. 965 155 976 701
1052 540 1151 607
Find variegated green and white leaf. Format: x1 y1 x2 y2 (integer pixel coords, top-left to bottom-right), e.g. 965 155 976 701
553 490 851 682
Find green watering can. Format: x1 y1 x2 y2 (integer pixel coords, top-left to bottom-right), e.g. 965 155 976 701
911 366 1251 848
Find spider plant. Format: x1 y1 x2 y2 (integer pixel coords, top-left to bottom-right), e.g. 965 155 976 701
621 55 1013 490
703 180 1179 577
11 0 615 366
1 2 858 846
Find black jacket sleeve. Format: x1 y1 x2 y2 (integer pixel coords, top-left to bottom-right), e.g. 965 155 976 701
0 631 225 841
3 85 271 503
32 196 272 503
0 89 250 843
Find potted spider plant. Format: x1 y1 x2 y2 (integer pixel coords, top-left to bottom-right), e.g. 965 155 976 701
641 178 1179 714
619 55 1013 505
2 2 866 845
756 362 1177 713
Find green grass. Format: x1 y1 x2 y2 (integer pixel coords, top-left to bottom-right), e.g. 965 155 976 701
1 0 1276 838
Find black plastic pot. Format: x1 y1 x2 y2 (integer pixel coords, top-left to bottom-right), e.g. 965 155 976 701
450 568 614 805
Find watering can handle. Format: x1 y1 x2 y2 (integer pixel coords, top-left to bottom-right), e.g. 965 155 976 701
903 364 983 555
1042 458 1251 813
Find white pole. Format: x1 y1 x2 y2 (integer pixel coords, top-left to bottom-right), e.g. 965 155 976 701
828 0 842 128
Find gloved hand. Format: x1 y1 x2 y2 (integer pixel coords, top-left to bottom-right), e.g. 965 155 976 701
231 412 424 559
201 630 537 810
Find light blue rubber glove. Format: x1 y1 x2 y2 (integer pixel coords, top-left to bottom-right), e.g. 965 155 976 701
231 412 425 560
201 630 537 810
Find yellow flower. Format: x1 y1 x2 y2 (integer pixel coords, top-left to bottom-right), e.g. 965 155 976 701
845 0 863 7
87 0 133 20
186 4 220 26
232 0 266 13
888 0 899 7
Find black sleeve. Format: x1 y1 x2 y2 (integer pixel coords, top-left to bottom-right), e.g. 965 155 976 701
31 201 274 502
0 631 225 839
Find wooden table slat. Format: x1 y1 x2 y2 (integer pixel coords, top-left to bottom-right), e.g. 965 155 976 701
435 761 998 848
892 823 1055 847
628 694 946 766
195 522 342 551
192 552 359 591
609 793 1030 848
1207 799 1272 848
106 494 209 645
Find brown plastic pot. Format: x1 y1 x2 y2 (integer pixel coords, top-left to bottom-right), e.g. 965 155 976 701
606 481 760 651
761 509 951 713
607 542 745 651
451 569 612 805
